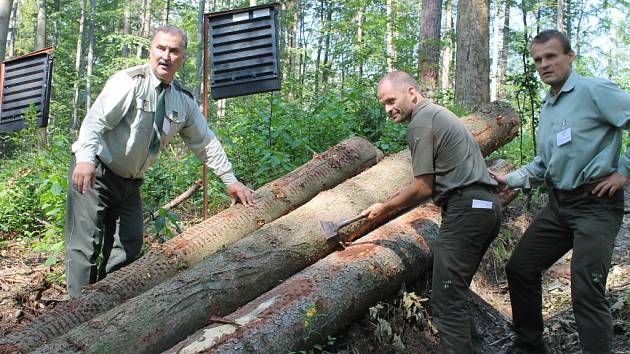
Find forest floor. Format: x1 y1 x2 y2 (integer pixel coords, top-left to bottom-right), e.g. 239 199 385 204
1 190 629 353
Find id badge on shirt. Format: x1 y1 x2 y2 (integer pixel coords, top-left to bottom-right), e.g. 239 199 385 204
556 128 571 146
163 118 172 135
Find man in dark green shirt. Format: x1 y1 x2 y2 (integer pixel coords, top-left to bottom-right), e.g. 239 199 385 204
491 30 630 354
362 71 500 353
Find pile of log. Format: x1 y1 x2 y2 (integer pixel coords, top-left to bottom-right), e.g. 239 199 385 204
166 161 518 353
2 101 519 354
0 137 382 353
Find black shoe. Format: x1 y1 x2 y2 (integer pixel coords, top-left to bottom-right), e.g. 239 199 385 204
495 342 551 354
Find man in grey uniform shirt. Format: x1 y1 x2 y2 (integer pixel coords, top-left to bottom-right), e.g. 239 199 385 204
66 26 254 298
491 30 630 354
362 71 501 353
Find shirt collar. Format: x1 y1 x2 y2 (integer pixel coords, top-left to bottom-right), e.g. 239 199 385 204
412 98 431 117
543 70 578 104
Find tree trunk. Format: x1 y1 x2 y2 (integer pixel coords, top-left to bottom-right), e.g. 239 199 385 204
72 0 86 130
137 0 152 59
35 0 47 146
313 0 326 95
557 0 564 32
30 104 519 354
35 0 46 50
386 0 395 71
418 0 442 99
490 0 501 101
193 0 206 100
498 0 510 100
455 0 490 112
440 0 453 93
0 138 382 354
165 161 518 354
321 2 333 88
355 5 364 78
162 0 170 25
7 0 17 59
122 1 130 58
85 0 95 111
0 0 13 61
51 0 59 48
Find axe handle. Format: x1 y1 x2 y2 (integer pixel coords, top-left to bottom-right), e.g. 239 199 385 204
337 214 366 229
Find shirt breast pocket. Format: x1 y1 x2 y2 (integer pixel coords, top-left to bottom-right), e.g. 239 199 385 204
132 97 155 132
161 111 185 142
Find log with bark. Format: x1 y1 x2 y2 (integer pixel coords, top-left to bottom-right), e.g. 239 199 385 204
0 137 382 354
164 160 518 353
28 102 519 354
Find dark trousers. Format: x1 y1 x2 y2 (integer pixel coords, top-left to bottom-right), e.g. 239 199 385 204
64 156 144 298
506 188 623 354
432 185 502 354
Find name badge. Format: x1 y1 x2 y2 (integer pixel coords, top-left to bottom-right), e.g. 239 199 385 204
163 118 172 135
556 128 571 146
472 199 493 209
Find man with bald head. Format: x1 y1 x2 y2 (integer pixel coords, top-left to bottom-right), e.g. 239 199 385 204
362 71 500 353
65 25 254 298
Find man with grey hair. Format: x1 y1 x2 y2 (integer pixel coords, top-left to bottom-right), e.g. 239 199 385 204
65 25 254 298
362 70 501 353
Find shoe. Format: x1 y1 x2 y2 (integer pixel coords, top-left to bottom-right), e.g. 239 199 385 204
495 342 551 354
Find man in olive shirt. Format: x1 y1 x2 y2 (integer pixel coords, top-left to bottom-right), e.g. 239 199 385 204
66 26 254 298
362 71 501 353
491 30 629 354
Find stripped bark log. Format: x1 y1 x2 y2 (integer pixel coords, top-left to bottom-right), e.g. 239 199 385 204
166 160 518 353
29 103 519 354
0 137 382 354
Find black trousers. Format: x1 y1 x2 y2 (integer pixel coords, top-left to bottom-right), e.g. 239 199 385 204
506 188 623 354
64 156 144 298
432 184 502 354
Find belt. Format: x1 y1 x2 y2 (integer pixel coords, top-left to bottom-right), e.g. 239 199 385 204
554 179 603 194
97 156 143 182
440 182 498 206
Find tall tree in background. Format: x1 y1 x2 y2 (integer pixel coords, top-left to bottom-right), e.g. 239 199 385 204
72 0 87 130
137 0 152 58
122 1 130 58
0 0 13 61
35 0 46 50
86 0 95 110
418 0 442 98
557 0 564 31
490 0 501 101
455 0 489 112
440 0 453 92
355 4 365 78
194 0 206 100
162 0 170 24
35 0 47 146
386 0 395 71
498 0 510 99
7 0 17 58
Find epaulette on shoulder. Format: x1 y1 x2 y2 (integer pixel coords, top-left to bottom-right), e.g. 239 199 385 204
123 65 147 78
172 80 194 100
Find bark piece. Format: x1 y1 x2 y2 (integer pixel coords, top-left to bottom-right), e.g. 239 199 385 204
0 137 381 353
29 104 519 354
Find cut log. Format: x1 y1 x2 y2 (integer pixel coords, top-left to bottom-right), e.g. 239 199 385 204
0 137 382 354
164 161 518 353
29 102 519 354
